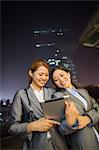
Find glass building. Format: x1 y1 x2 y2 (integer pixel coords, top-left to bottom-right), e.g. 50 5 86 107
33 28 78 84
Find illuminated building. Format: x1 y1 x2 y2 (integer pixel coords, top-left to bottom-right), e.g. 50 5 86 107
33 28 78 83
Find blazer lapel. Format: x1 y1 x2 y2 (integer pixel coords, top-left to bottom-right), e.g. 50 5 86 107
63 90 86 110
77 89 92 110
44 87 51 101
26 86 43 117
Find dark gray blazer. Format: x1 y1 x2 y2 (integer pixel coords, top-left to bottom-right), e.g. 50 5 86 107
54 88 99 150
9 86 69 150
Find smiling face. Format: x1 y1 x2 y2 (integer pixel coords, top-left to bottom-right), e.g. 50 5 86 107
29 65 49 90
52 69 72 89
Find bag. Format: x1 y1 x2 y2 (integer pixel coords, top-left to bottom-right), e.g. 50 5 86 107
21 89 34 123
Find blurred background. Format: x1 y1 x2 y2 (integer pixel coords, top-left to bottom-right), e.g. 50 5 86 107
1 1 99 149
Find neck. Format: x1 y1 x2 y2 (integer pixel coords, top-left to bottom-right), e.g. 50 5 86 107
31 83 43 91
64 83 73 89
69 84 73 89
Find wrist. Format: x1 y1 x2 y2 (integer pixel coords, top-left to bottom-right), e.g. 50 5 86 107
27 122 37 133
67 119 78 127
72 119 79 128
84 116 91 125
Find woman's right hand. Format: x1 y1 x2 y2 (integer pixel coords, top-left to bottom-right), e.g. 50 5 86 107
27 118 60 133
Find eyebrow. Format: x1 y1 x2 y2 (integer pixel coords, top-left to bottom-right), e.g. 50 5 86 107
53 76 58 80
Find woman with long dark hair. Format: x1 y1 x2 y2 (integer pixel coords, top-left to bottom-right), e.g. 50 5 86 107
51 65 99 150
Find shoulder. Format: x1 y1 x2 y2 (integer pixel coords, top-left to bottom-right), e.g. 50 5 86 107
14 89 26 97
78 88 89 96
44 86 56 93
13 89 28 103
12 88 30 106
78 88 88 93
53 91 64 98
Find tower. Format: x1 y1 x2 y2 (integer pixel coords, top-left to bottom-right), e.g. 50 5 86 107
33 28 78 83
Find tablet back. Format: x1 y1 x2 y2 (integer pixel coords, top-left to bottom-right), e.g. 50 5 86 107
41 98 65 122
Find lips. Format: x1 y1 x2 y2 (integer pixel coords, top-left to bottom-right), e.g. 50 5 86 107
40 81 47 84
40 82 45 84
60 80 68 86
61 81 66 85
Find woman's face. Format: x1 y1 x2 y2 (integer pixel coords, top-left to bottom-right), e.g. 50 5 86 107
52 69 72 89
30 65 49 90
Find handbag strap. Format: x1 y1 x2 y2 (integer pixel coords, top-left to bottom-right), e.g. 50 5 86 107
24 89 34 121
24 89 31 106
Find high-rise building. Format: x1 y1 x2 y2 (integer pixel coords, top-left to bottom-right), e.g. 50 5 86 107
32 28 78 83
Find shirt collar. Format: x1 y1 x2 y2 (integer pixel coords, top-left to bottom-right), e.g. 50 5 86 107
66 86 76 93
30 84 43 92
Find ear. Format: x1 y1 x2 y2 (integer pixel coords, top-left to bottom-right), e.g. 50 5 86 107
68 72 71 77
29 70 33 78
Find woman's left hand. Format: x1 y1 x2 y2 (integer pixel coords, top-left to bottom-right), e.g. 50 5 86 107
65 101 79 126
78 115 91 129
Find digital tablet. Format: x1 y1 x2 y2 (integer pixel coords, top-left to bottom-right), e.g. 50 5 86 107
41 95 70 122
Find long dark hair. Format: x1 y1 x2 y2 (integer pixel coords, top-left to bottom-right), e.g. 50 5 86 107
50 65 78 91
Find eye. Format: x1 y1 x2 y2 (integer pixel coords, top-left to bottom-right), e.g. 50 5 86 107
60 74 64 77
45 74 49 77
39 73 43 76
54 79 58 82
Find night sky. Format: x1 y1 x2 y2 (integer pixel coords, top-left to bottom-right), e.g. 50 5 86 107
1 1 99 100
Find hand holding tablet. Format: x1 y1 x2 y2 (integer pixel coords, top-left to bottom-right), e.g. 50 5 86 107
41 95 70 122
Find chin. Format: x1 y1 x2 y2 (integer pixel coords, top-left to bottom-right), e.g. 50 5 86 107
39 83 45 87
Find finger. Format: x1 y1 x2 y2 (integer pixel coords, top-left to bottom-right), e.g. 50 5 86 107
78 124 84 129
66 103 75 112
69 102 76 108
70 103 78 112
76 110 79 113
65 101 68 105
78 126 81 129
65 101 71 106
65 102 70 111
47 123 54 128
50 120 61 125
64 103 67 111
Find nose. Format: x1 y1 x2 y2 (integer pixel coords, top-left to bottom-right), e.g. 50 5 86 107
42 75 47 80
58 77 63 82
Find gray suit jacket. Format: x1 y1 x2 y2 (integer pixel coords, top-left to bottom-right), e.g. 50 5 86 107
9 86 69 150
54 88 99 150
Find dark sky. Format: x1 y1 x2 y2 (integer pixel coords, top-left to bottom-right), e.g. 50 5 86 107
1 1 99 100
